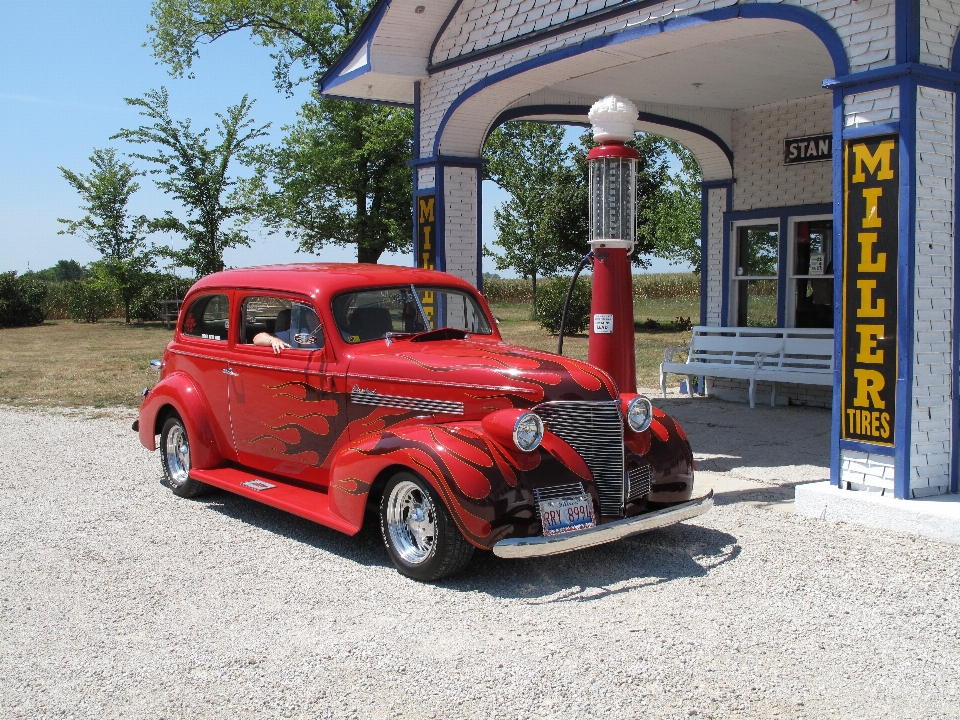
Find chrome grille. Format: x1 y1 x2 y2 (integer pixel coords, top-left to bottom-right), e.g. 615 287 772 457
626 464 652 502
532 483 586 520
534 401 625 517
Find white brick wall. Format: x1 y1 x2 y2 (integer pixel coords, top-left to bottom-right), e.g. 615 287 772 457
732 95 833 211
443 166 480 286
432 0 897 73
840 449 895 490
920 0 960 68
844 86 901 127
418 167 435 189
706 186 726 325
910 86 954 495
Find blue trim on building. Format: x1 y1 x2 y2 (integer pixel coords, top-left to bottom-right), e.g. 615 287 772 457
437 167 446 273
319 0 391 93
432 4 848 156
409 155 488 168
638 111 734 169
699 186 709 326
824 63 960 92
412 82 421 265
843 122 901 139
831 87 844 488
840 439 898 457
895 0 921 65
894 76 917 500
954 94 960 494
476 166 483 291
490 104 592 129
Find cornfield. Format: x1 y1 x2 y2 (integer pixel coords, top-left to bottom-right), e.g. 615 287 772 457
481 273 701 304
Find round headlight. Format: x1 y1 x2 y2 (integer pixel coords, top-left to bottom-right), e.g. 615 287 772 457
513 412 544 452
625 396 653 433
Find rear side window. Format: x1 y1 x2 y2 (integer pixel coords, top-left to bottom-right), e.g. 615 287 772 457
182 294 229 341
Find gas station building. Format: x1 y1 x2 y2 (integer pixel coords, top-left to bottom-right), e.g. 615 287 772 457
320 0 960 506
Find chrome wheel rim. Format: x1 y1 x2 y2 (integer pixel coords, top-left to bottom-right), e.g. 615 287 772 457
386 481 437 565
164 423 190 487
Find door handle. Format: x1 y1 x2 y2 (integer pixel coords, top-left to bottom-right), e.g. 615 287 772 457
223 368 239 377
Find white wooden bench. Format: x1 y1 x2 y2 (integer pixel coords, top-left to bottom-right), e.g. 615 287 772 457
660 326 834 408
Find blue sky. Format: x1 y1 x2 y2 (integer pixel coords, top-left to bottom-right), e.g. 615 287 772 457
0 0 687 277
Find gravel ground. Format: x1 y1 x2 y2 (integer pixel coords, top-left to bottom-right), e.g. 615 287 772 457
2 403 959 720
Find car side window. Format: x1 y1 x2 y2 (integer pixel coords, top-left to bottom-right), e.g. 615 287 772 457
241 296 324 350
182 294 229 341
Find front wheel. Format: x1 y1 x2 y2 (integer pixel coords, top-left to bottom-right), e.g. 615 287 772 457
160 415 207 498
380 472 474 581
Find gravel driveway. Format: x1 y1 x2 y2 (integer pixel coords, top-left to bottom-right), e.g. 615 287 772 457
2 403 959 719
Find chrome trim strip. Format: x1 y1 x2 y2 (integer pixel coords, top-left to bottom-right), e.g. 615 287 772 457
492 490 714 559
346 372 536 395
350 386 464 415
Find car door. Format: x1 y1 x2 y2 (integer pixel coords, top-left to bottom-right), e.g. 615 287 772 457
225 293 347 486
173 290 237 461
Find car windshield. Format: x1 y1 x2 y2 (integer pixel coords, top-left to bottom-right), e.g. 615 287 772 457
332 285 492 343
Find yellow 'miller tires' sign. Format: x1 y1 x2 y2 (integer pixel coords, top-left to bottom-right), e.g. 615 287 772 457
841 135 899 447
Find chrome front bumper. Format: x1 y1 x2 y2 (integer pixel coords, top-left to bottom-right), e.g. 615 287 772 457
492 490 714 559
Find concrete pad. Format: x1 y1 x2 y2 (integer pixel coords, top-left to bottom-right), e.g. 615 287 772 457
795 481 960 545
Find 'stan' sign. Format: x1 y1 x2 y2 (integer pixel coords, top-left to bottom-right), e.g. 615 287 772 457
841 135 899 446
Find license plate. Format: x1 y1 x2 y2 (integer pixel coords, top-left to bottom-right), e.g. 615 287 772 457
539 494 597 536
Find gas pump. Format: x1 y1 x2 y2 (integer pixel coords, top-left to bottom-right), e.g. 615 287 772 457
585 95 639 394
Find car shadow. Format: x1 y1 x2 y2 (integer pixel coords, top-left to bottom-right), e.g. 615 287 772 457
442 522 740 601
180 479 738 600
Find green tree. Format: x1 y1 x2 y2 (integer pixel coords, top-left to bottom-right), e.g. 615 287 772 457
113 88 270 277
147 0 413 263
32 260 90 283
645 140 702 271
484 122 588 312
256 98 412 264
58 148 154 323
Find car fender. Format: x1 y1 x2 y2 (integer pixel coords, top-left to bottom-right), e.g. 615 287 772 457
138 372 227 470
641 408 695 503
327 422 591 549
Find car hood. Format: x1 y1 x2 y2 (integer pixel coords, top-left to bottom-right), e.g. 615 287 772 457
344 338 619 406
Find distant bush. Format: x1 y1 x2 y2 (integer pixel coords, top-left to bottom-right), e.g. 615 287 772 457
69 274 120 323
536 276 592 335
130 273 191 322
31 259 90 283
0 271 48 327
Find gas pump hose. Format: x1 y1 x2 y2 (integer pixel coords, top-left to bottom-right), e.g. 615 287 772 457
557 250 594 356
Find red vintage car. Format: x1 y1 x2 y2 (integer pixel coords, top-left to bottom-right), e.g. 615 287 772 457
136 264 712 580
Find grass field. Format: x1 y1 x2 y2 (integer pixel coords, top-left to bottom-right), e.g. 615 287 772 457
0 296 699 408
0 320 173 409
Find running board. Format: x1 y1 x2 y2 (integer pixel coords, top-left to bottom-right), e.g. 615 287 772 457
189 467 359 535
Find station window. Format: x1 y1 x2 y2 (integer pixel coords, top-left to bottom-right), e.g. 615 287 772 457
789 219 833 328
731 224 778 327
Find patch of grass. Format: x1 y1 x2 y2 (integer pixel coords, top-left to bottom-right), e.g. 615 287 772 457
0 320 173 409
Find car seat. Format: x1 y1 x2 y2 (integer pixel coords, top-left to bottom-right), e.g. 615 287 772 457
347 307 393 341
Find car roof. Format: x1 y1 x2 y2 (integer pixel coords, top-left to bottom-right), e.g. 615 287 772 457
187 263 480 298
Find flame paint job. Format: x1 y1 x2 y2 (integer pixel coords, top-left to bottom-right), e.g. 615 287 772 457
139 264 696 549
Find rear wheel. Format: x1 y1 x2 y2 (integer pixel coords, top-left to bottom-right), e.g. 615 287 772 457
160 415 207 498
380 472 474 581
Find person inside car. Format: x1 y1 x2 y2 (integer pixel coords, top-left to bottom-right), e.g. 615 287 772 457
253 307 322 355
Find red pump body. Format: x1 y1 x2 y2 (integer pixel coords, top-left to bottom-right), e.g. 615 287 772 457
588 246 637 394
